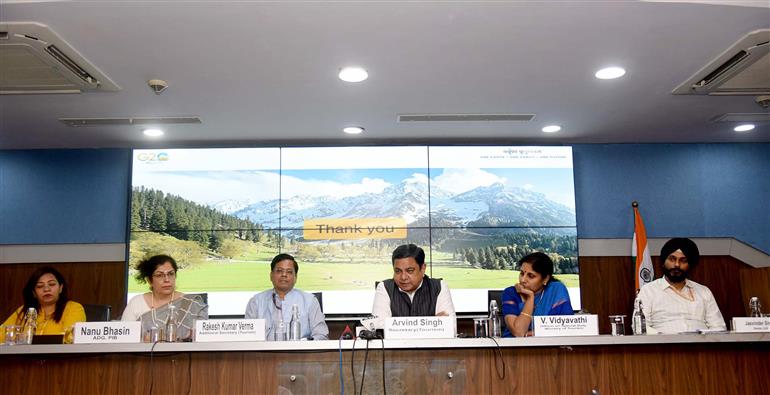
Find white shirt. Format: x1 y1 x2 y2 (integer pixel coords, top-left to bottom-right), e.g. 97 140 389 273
121 294 151 322
370 279 456 329
638 277 726 334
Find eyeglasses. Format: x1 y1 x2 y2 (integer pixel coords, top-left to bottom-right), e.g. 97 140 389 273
273 269 295 276
152 271 176 280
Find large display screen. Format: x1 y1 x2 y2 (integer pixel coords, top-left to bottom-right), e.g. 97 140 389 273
129 146 578 315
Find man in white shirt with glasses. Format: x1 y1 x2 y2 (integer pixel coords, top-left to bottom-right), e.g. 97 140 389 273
245 253 329 340
638 238 726 334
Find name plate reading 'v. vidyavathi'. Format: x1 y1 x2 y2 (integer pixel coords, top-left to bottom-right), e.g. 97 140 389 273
533 315 599 337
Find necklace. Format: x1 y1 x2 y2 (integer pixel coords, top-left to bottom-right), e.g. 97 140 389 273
36 313 51 335
35 306 55 335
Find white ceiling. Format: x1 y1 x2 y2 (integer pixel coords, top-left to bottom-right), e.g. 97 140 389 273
0 0 769 149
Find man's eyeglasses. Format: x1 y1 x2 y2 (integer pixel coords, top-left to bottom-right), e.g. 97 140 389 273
152 271 176 280
273 269 295 276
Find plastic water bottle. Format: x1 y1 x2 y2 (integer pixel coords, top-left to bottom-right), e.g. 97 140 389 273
274 318 287 341
165 304 178 342
289 304 302 340
632 298 647 335
749 297 762 317
488 300 502 338
23 307 37 344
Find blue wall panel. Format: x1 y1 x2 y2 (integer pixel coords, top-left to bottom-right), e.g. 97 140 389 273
0 149 131 244
573 143 770 253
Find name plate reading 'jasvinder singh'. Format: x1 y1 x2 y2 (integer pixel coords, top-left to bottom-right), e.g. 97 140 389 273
732 317 770 333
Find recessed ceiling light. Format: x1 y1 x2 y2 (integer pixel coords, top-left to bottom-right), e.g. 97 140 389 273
595 66 626 80
338 67 368 82
733 124 755 132
343 126 364 135
143 128 164 137
542 125 562 133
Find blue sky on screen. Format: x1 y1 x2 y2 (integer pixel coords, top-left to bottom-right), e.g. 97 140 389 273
430 168 576 209
134 167 574 210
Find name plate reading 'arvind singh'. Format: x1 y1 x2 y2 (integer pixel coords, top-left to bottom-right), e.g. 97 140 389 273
74 321 141 344
732 317 770 333
533 315 599 337
195 319 265 342
384 316 455 339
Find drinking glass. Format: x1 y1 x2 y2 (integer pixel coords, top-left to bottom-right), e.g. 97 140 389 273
5 325 20 345
473 318 489 338
609 315 626 336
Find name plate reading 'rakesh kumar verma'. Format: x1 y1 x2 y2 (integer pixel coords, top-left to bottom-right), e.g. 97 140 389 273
533 315 599 337
74 321 142 344
384 316 455 339
195 319 265 342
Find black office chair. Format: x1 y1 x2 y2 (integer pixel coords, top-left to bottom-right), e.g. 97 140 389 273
487 290 503 311
312 292 323 311
83 304 112 322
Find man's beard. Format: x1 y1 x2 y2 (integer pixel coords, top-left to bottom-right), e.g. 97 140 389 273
664 267 688 283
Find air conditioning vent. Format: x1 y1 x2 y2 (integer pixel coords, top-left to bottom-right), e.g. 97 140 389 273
398 113 535 122
0 22 120 94
673 29 770 95
59 117 203 127
711 113 770 123
45 45 98 86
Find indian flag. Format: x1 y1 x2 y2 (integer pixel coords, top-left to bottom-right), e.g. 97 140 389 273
632 204 653 291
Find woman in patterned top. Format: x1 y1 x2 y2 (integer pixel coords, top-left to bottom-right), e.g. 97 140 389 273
121 254 207 341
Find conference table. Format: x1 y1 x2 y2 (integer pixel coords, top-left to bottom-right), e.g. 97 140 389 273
2 333 769 394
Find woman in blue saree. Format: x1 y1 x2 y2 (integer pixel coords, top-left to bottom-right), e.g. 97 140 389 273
502 252 573 337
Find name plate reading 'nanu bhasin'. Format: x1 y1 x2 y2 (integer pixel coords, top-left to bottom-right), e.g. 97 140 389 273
195 319 265 342
74 321 141 344
533 315 599 337
384 316 455 339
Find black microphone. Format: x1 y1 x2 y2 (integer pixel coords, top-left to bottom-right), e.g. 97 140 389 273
359 330 380 340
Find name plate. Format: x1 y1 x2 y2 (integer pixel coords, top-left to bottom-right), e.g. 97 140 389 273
533 315 599 337
195 319 265 342
384 316 455 339
74 321 141 344
732 317 770 333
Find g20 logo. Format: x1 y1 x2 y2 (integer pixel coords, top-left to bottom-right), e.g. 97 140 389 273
137 152 169 162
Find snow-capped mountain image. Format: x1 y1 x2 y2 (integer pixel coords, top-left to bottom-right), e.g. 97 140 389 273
232 177 575 230
209 199 259 214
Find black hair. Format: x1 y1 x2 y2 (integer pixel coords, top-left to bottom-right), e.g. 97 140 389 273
391 244 426 267
134 254 178 284
517 252 560 283
271 253 298 274
659 238 700 268
20 266 70 324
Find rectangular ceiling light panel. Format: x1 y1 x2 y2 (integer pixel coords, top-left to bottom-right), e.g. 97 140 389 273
398 113 535 122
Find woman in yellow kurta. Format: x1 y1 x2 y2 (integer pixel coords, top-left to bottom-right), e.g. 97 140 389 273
2 266 86 334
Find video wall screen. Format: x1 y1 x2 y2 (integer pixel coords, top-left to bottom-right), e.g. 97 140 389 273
130 146 578 315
